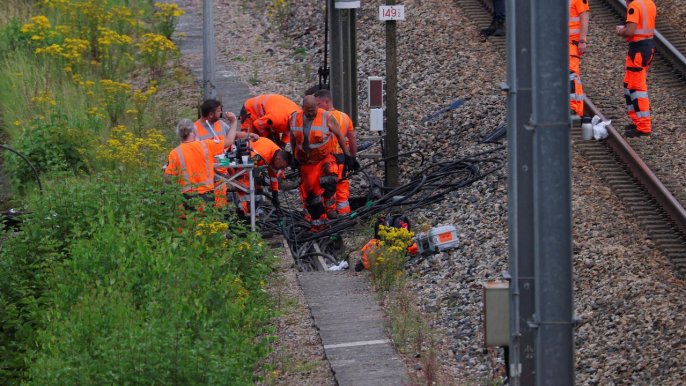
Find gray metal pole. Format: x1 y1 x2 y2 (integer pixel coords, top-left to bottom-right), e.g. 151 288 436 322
202 0 216 100
506 0 535 383
329 0 342 101
329 2 359 126
384 0 399 188
531 0 575 384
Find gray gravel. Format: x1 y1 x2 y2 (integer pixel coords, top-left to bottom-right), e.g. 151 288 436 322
199 0 686 384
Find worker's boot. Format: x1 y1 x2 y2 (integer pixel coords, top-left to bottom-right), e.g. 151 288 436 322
493 19 506 36
479 18 498 36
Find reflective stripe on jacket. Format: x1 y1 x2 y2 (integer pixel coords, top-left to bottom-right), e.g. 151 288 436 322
243 94 299 134
193 120 227 141
249 137 283 192
569 0 589 38
626 0 656 43
328 109 353 154
290 109 337 165
166 139 224 194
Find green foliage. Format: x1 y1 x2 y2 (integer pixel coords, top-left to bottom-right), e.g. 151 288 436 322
368 225 415 292
153 2 185 39
0 174 276 385
3 110 93 193
267 0 292 35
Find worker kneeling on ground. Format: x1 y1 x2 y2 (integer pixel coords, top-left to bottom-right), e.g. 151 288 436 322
234 137 292 217
289 95 353 230
239 94 299 148
164 114 239 207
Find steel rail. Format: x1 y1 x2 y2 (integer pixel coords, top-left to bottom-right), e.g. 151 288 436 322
583 96 686 237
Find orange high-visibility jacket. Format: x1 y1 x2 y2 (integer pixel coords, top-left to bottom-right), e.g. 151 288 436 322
242 94 299 135
290 108 337 165
626 0 655 43
165 139 225 194
328 109 353 154
569 0 589 40
193 120 228 141
249 137 284 192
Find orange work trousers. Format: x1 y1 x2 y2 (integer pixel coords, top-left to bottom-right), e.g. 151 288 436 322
299 153 339 228
335 153 351 214
624 40 655 134
569 41 584 116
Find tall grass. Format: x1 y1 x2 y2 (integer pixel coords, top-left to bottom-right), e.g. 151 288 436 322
0 0 34 26
0 0 186 196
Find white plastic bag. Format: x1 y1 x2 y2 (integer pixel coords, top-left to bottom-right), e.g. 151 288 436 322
591 115 610 140
328 260 349 271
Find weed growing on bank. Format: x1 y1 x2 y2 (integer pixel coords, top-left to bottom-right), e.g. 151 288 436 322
0 173 277 385
0 0 184 196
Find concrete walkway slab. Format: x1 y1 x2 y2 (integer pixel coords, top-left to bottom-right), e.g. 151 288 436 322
299 272 408 386
169 0 250 115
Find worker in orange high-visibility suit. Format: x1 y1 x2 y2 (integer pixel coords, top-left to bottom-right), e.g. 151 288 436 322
193 99 252 207
290 96 353 230
569 0 589 117
616 0 656 138
164 115 238 206
313 89 359 215
234 137 292 215
239 94 299 148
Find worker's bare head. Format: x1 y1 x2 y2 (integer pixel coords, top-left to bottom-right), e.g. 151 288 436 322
302 95 319 120
200 99 222 123
176 118 195 142
313 89 333 110
271 150 293 170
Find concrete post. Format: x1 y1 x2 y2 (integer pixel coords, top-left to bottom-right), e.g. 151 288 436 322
202 0 216 100
384 0 399 188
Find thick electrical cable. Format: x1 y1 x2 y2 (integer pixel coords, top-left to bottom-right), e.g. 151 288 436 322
0 145 43 195
253 145 506 269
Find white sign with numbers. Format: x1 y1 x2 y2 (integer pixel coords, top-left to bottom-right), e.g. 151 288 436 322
379 5 405 21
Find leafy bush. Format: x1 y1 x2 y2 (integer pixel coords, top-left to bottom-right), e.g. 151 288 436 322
153 2 185 39
3 110 92 192
0 173 276 385
367 225 415 292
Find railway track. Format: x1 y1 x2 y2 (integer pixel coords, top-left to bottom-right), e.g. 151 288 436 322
456 0 686 277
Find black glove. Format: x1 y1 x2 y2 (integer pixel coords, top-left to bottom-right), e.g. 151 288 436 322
290 158 301 171
345 154 355 170
271 190 280 209
352 158 361 171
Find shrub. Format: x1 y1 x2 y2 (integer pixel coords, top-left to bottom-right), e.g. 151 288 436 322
153 2 185 39
3 109 92 192
0 173 276 385
136 33 179 76
367 225 415 292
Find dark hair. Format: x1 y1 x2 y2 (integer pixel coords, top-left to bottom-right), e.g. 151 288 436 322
313 89 332 100
274 150 292 166
200 99 221 117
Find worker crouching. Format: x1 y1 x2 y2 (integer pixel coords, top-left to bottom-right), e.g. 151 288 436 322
234 137 292 216
289 96 353 230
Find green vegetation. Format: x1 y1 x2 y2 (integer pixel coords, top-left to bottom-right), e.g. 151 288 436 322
0 174 276 385
0 1 278 385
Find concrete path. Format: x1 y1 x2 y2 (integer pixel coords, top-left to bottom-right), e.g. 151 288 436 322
170 0 250 115
171 4 408 384
299 272 408 386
